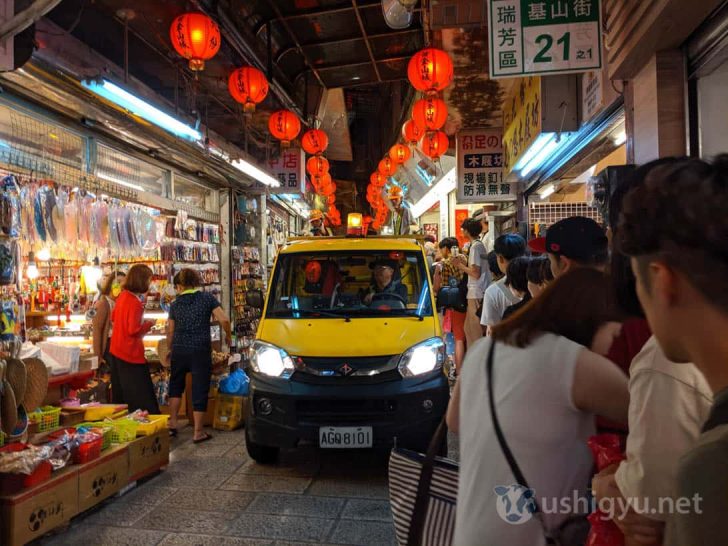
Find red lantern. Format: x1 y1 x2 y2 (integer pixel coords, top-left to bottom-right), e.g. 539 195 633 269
311 173 332 192
268 110 301 147
412 97 448 131
402 119 425 146
301 129 329 156
420 131 449 160
306 156 330 177
407 47 454 93
370 172 386 187
389 144 412 165
378 157 397 177
170 13 221 72
228 67 269 113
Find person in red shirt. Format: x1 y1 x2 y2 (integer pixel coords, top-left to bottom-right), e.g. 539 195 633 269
109 264 159 413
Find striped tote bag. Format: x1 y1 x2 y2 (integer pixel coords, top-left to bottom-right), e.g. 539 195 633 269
388 419 458 546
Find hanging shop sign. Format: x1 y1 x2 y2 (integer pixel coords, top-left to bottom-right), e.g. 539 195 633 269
257 148 305 194
582 69 603 122
488 0 602 79
423 223 439 240
456 128 515 203
503 76 542 175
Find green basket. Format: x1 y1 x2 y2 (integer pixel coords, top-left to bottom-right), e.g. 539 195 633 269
77 422 113 451
28 406 61 433
107 418 138 444
0 431 4 447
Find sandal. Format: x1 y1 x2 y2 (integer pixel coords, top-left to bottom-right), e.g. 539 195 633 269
193 432 213 444
168 428 178 438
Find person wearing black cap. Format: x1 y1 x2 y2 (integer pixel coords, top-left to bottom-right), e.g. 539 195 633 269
362 258 408 305
528 216 609 279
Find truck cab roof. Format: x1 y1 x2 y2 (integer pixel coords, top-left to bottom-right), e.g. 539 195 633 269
279 236 426 254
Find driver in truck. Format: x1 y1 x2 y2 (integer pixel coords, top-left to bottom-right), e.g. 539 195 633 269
362 258 408 305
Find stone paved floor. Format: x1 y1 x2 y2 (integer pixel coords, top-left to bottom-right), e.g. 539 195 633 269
37 424 419 546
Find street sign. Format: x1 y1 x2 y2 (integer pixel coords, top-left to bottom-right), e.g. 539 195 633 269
253 148 305 194
456 128 516 203
488 0 602 79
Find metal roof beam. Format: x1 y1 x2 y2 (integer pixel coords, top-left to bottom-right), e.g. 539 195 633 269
352 0 382 82
254 1 381 36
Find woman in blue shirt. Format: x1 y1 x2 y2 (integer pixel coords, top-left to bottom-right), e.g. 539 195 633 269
165 268 231 443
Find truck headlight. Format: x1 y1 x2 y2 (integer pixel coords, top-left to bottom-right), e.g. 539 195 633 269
251 341 294 378
398 337 445 377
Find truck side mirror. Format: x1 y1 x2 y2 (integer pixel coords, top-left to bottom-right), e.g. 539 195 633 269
247 289 264 310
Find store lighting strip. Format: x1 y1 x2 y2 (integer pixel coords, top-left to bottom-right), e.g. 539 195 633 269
97 172 145 192
230 158 281 188
410 167 457 218
81 79 202 141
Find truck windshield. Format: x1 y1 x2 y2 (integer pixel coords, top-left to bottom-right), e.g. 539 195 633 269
266 250 434 319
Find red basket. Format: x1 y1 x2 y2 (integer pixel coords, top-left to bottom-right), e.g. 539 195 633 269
73 437 103 464
0 443 53 494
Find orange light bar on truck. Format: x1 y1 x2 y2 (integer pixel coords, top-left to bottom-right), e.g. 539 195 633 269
347 213 364 237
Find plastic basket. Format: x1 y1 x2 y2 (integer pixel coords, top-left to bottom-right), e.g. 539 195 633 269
28 406 61 432
74 436 103 464
108 418 139 444
0 432 4 447
83 404 127 421
78 423 113 451
0 444 52 494
135 415 170 436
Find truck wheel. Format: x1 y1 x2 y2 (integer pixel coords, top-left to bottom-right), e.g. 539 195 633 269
245 428 279 464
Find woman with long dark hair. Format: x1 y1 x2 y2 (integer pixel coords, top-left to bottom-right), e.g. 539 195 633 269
448 268 629 545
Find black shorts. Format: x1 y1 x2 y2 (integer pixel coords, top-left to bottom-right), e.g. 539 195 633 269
169 348 212 412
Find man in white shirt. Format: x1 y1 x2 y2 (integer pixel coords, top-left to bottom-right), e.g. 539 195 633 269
455 218 490 347
480 234 526 331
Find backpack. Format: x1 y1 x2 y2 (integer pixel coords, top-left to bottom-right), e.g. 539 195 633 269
437 272 468 313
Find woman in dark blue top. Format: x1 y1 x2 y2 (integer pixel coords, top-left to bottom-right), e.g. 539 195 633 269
165 268 231 443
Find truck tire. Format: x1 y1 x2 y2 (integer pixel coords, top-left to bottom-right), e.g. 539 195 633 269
245 428 279 464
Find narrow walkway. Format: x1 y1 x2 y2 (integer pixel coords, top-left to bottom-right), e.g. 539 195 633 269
39 426 397 546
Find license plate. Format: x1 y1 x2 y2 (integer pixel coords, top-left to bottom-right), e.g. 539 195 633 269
319 426 373 448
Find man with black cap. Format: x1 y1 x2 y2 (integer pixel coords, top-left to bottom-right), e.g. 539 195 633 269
362 258 408 305
528 216 609 279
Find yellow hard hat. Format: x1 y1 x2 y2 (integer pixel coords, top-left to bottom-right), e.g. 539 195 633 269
388 186 403 199
310 209 324 221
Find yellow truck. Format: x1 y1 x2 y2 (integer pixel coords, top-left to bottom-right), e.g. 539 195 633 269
244 235 449 463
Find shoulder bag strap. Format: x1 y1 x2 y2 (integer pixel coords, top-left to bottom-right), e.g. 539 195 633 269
486 339 557 545
407 416 448 545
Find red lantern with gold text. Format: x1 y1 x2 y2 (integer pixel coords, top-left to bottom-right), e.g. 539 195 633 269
268 110 301 147
301 129 329 156
389 144 411 165
402 119 425 146
378 157 397 177
420 131 449 160
311 173 332 193
170 13 221 72
370 172 386 188
321 182 336 197
412 97 448 131
407 47 454 93
306 156 329 177
229 67 269 113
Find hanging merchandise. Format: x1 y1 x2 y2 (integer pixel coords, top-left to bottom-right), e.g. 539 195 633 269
301 129 329 156
228 66 269 113
412 97 448 131
169 12 221 71
407 47 454 93
268 110 301 147
420 131 450 160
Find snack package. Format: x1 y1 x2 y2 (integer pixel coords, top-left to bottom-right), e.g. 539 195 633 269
586 434 627 546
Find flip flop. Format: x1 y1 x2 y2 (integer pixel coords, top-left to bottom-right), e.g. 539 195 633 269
193 432 213 444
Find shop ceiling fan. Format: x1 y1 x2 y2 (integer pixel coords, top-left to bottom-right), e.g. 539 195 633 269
382 0 418 29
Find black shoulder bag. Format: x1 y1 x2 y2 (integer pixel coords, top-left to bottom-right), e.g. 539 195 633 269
486 340 589 546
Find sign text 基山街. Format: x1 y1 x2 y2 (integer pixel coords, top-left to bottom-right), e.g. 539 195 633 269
488 0 602 79
456 128 516 203
253 148 305 194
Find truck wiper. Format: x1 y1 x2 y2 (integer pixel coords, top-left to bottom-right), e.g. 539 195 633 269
289 308 351 322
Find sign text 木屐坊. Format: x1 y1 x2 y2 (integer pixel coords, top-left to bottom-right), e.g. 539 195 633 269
457 128 515 203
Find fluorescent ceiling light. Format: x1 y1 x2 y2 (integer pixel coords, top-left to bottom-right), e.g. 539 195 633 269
82 79 202 141
521 136 561 177
538 184 556 199
612 130 627 146
411 167 456 218
97 171 145 192
231 158 281 187
513 133 555 172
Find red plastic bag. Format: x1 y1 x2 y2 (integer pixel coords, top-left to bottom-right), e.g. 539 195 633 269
586 434 627 546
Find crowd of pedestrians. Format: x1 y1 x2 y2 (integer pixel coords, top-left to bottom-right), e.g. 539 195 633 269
433 154 728 545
